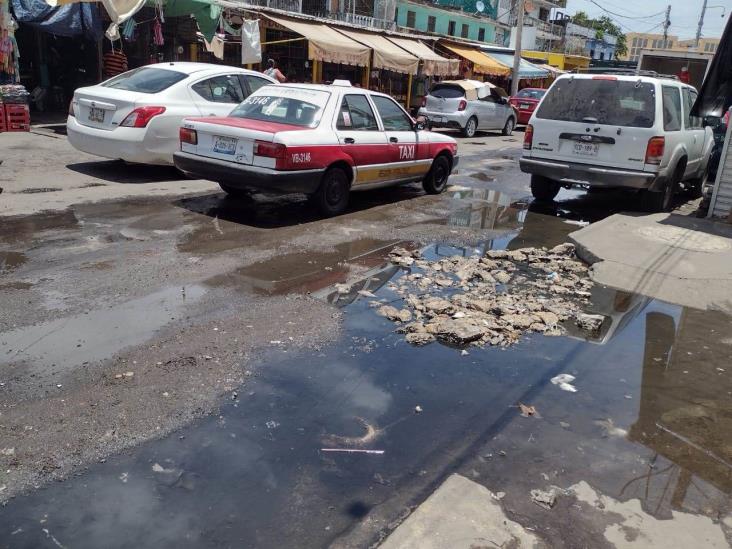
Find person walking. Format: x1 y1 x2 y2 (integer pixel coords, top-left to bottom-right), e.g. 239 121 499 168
263 59 287 83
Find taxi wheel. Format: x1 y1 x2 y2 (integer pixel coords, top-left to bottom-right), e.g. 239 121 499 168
423 155 451 194
219 183 253 201
313 168 350 217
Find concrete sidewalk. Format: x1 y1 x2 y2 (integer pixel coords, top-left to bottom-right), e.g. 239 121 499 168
569 213 732 314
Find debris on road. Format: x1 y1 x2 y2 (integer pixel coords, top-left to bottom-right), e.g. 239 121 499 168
595 418 628 438
381 244 595 348
320 448 385 455
530 488 557 509
550 374 578 393
415 405 423 413
519 403 540 418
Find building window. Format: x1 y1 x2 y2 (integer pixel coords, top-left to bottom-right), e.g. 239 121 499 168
448 21 456 36
461 24 469 38
632 37 638 47
406 10 415 28
427 15 436 32
478 28 485 41
600 51 605 60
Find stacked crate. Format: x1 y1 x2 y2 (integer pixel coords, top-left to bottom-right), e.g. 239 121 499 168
0 85 31 133
3 104 30 131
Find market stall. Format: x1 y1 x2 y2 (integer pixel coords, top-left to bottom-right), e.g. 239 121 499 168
439 42 510 79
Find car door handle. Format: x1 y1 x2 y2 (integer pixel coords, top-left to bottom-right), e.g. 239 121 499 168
344 137 355 144
390 137 399 143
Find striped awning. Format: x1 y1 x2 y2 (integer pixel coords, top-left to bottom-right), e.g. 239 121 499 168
482 51 550 79
441 43 511 77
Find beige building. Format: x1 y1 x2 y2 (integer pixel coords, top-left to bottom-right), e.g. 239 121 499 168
621 32 720 62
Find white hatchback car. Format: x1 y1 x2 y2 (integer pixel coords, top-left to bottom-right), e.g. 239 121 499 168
67 63 276 165
520 72 714 211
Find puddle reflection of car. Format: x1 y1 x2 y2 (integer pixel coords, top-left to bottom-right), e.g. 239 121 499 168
67 63 276 165
175 81 458 216
447 188 528 230
418 80 517 138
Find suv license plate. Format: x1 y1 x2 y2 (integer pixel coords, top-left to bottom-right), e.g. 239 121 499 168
88 107 105 123
573 143 599 157
519 103 530 109
213 136 238 155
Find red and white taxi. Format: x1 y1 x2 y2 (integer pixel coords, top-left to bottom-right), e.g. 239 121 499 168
173 81 459 216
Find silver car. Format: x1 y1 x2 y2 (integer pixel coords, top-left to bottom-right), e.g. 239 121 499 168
419 80 517 138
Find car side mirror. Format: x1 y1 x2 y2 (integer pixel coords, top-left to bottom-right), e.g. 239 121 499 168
414 115 428 131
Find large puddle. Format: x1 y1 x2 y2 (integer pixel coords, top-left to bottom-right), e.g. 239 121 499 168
2 228 730 548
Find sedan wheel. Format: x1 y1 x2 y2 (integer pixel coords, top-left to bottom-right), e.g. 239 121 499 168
462 117 478 138
423 155 451 194
312 168 350 217
502 117 515 136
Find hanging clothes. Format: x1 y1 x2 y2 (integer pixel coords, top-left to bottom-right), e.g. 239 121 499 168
204 35 224 60
152 17 164 46
121 17 136 40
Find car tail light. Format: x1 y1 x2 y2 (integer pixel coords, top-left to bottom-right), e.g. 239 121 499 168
69 100 75 118
120 106 166 128
254 140 286 158
179 127 197 146
645 137 665 164
457 99 467 111
421 96 426 107
524 124 534 150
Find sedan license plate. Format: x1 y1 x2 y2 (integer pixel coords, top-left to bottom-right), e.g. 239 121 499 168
431 116 444 123
573 142 599 157
213 136 238 155
519 103 531 109
88 107 105 123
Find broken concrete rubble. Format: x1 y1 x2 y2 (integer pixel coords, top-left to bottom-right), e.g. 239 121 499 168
380 244 598 348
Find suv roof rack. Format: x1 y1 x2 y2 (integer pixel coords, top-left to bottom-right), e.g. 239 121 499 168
571 67 680 81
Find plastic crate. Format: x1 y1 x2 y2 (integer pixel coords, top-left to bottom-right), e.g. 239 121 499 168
4 103 30 132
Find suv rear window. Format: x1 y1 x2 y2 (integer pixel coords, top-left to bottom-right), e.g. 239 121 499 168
230 89 329 127
430 84 465 99
102 67 188 94
536 78 656 128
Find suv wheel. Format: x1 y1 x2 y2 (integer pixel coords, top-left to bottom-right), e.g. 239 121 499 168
423 155 451 194
640 167 681 212
462 117 478 138
312 167 350 217
502 117 515 136
686 167 708 199
530 174 561 202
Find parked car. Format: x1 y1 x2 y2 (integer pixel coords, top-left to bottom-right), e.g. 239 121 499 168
520 73 714 211
509 87 547 125
174 81 459 216
418 80 517 138
67 63 276 165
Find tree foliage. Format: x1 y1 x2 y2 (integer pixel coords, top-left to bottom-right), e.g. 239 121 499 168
571 11 628 57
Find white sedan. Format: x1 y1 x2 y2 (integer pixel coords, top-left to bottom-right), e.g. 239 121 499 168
67 63 276 165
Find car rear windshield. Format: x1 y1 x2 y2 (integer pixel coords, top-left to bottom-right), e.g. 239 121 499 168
536 78 656 127
516 89 546 100
229 90 329 127
430 84 465 99
102 67 188 94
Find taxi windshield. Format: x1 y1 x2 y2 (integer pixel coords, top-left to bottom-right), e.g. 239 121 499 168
230 89 329 127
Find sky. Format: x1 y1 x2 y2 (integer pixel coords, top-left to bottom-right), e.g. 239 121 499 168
562 0 731 40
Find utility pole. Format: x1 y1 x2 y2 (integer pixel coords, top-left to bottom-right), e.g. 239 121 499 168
696 0 708 48
662 5 671 49
511 0 525 97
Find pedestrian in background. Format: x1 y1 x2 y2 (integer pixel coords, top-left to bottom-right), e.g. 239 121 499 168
264 59 287 83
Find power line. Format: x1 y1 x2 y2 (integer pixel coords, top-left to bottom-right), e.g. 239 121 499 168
585 0 666 21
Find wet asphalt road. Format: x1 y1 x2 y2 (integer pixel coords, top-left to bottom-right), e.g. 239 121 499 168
1 130 731 548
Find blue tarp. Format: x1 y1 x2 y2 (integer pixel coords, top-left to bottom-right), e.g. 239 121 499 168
11 0 102 40
483 51 550 79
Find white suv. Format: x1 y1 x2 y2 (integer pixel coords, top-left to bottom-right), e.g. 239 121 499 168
520 73 714 211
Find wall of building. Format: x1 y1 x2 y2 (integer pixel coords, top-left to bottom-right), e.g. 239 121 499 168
396 0 498 43
622 33 720 62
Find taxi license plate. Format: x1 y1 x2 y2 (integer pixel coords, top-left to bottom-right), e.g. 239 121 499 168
519 103 531 109
573 142 599 157
213 136 238 155
88 107 105 123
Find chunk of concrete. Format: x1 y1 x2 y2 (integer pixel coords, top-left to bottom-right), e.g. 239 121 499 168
569 214 732 313
380 474 539 549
